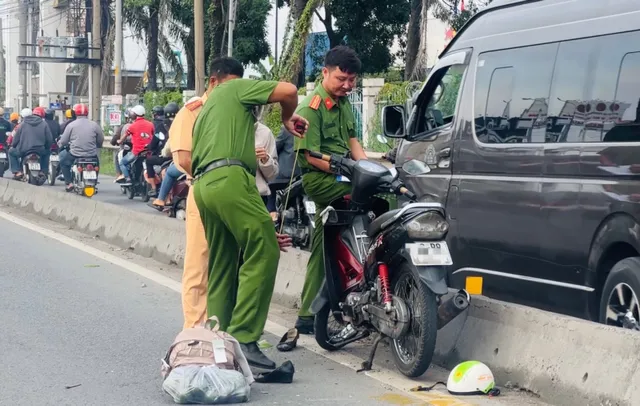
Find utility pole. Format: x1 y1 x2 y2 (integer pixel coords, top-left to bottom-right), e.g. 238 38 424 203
194 0 205 95
114 0 123 96
0 18 5 105
227 0 236 57
91 0 101 121
19 0 28 108
274 1 278 66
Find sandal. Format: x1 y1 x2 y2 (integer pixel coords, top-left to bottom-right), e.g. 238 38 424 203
276 328 299 352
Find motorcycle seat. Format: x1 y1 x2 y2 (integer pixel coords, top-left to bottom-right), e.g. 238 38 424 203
75 157 99 164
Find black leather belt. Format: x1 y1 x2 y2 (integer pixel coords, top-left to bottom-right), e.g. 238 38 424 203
193 158 254 183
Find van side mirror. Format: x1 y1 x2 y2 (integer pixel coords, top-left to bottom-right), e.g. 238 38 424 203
382 105 406 138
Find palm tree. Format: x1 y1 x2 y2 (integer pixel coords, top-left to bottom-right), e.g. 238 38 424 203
124 0 185 90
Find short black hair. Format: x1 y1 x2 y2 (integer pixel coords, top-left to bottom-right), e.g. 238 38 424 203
324 46 362 74
208 57 244 80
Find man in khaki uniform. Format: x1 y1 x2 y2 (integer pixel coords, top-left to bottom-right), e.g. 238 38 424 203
171 85 294 331
170 93 210 330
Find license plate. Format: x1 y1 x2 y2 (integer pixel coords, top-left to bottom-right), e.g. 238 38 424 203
304 200 316 215
0 152 6 159
84 171 97 180
28 162 40 171
406 241 453 266
50 155 59 162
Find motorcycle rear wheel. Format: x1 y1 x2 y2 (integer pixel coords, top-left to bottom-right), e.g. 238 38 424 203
390 262 438 378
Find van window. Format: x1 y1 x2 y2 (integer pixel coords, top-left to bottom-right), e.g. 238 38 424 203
474 44 557 144
544 31 640 144
412 65 465 136
547 38 599 143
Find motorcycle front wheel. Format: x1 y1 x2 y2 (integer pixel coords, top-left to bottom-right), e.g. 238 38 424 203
390 262 438 378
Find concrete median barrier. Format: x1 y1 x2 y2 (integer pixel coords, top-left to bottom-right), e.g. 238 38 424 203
1 177 639 406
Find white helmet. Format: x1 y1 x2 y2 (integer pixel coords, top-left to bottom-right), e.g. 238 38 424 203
446 361 498 396
131 105 145 117
20 108 32 118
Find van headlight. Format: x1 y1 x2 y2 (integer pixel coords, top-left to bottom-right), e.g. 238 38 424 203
404 211 449 240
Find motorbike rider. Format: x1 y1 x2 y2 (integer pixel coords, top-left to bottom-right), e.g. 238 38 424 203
44 108 62 143
110 107 133 179
0 108 11 148
7 112 21 146
116 105 154 185
145 105 172 196
60 108 76 134
291 46 366 334
58 103 104 192
9 107 54 179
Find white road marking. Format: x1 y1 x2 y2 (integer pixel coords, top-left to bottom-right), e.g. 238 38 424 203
0 209 473 406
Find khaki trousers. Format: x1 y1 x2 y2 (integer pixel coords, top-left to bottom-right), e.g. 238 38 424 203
181 186 209 329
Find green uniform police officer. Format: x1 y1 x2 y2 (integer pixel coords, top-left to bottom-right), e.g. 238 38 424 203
191 57 307 370
293 46 367 333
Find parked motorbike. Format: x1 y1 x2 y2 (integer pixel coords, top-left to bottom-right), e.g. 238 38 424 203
70 157 99 197
275 176 315 249
22 153 46 186
0 144 8 177
307 150 470 378
48 143 60 186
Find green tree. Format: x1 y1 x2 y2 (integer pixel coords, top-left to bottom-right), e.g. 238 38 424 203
315 0 411 74
433 0 492 31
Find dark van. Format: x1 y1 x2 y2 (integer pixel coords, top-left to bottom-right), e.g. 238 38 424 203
383 0 640 329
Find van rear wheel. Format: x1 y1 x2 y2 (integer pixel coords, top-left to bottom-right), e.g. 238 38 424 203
599 257 640 330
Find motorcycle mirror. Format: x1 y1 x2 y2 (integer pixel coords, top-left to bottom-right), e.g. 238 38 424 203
376 134 389 145
402 159 431 175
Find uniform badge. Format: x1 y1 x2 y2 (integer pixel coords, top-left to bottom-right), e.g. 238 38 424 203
309 95 322 110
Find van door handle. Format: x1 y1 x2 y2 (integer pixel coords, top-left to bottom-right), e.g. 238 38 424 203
439 148 451 158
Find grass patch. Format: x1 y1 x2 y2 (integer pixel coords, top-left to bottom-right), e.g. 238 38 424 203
99 148 117 176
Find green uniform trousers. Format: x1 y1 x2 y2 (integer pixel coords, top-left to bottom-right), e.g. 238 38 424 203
299 171 352 317
193 166 280 343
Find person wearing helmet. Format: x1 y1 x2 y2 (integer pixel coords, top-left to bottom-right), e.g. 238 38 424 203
9 107 53 179
164 102 179 129
32 107 46 118
44 108 61 143
7 112 21 146
58 103 104 191
116 104 154 184
0 107 11 149
60 108 76 134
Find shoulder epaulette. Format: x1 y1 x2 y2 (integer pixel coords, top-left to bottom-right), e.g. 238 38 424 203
185 98 203 111
309 95 322 110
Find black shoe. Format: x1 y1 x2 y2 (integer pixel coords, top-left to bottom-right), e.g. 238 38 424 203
240 342 276 370
295 316 315 335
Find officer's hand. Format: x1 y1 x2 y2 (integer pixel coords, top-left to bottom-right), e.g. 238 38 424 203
276 232 293 252
283 114 308 138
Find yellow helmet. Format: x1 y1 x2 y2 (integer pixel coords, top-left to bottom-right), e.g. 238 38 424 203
10 112 19 122
65 109 73 119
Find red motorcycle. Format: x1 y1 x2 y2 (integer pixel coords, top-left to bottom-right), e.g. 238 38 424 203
306 151 469 378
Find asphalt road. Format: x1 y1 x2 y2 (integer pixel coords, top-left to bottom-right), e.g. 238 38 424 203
0 214 408 406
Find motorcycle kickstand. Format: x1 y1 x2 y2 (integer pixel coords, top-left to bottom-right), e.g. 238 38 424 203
357 333 384 373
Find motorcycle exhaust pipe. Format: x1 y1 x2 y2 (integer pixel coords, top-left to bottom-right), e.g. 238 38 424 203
437 289 471 330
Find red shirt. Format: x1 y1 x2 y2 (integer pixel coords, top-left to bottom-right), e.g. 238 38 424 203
126 117 154 155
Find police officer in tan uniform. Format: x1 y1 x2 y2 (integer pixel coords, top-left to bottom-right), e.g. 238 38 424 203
170 94 210 330
171 81 294 331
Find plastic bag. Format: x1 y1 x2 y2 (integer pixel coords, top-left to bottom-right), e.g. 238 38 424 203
162 365 250 404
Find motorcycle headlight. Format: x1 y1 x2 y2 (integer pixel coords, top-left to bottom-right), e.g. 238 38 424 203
405 211 449 240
